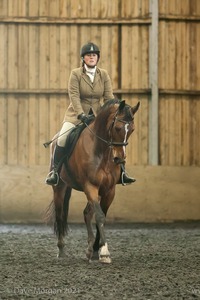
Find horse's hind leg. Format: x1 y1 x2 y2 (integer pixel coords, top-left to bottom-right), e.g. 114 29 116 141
54 184 71 258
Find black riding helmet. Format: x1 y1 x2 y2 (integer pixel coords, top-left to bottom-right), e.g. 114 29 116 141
80 42 100 60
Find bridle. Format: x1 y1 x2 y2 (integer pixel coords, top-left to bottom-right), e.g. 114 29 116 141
84 108 133 147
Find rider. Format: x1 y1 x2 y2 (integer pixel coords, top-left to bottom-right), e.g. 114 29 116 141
45 42 135 186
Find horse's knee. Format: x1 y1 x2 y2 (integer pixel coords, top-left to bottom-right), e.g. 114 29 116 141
83 203 94 221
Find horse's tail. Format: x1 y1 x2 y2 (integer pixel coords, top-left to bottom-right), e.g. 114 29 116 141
43 199 55 226
53 187 72 236
43 187 71 236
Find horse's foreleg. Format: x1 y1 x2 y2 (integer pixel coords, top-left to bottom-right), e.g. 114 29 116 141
83 202 95 261
93 202 111 264
94 188 115 263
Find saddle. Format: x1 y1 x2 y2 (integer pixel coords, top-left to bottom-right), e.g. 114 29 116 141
64 114 94 159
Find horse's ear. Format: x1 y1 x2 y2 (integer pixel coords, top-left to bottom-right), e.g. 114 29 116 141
131 102 140 115
118 100 126 111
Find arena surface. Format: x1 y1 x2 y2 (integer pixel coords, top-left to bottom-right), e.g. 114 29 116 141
0 223 200 299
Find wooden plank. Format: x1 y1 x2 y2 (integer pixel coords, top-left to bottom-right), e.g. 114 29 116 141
18 24 29 89
110 25 119 90
38 96 49 164
49 95 60 138
0 0 8 16
39 25 49 89
189 23 197 90
7 95 18 164
196 24 200 90
168 97 176 165
1 89 200 96
49 25 59 88
175 97 182 165
0 24 7 88
149 0 158 165
99 26 110 73
59 0 69 18
28 0 39 17
69 25 79 69
29 25 39 89
121 26 132 89
108 0 119 18
8 0 18 16
138 96 149 165
59 25 68 88
0 16 152 24
39 0 49 16
18 95 29 164
181 22 189 90
49 0 59 17
191 99 200 165
7 24 18 88
91 0 101 18
28 95 38 165
175 22 181 89
182 98 190 165
132 26 139 89
0 95 7 164
59 94 69 122
18 0 28 17
140 26 149 89
121 0 133 18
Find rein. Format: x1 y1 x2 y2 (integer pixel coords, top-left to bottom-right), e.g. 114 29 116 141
84 116 130 147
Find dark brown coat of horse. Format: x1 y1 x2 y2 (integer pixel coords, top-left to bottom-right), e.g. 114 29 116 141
48 99 140 263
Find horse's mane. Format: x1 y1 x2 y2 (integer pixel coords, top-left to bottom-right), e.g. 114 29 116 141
97 98 133 122
93 99 119 130
100 98 121 110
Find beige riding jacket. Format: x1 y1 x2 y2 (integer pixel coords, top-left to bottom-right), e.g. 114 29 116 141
63 66 114 124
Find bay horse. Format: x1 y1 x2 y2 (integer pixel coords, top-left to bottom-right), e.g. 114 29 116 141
47 99 140 263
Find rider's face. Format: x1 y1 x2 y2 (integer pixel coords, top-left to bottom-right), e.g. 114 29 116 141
84 53 98 67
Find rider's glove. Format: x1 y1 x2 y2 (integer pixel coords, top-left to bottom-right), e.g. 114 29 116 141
77 113 89 123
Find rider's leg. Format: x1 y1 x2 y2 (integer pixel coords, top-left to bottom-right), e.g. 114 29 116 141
120 163 136 185
45 122 75 186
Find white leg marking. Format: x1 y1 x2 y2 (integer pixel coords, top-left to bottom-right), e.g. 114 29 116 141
99 242 111 264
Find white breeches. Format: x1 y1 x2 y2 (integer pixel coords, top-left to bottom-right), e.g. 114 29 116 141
57 122 75 147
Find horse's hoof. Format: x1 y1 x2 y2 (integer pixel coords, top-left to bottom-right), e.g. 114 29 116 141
57 251 66 258
98 243 111 263
85 248 93 260
92 251 99 260
99 255 112 264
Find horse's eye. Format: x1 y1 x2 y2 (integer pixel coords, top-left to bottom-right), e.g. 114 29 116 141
115 126 122 132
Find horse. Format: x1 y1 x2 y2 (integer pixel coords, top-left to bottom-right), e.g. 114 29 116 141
46 99 140 263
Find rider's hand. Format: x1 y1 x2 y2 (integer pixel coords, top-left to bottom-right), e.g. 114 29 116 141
77 113 89 123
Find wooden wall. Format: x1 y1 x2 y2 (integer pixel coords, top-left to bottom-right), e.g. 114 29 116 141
0 0 199 167
159 0 200 166
0 0 150 167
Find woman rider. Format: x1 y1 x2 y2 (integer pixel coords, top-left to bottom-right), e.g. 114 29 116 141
45 42 135 186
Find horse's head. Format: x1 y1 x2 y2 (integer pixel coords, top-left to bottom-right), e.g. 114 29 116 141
108 100 140 164
94 99 140 164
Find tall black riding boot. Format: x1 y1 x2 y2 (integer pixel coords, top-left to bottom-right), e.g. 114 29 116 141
45 145 65 186
120 163 136 186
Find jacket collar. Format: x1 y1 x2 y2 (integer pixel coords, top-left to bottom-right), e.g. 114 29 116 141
81 67 100 88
